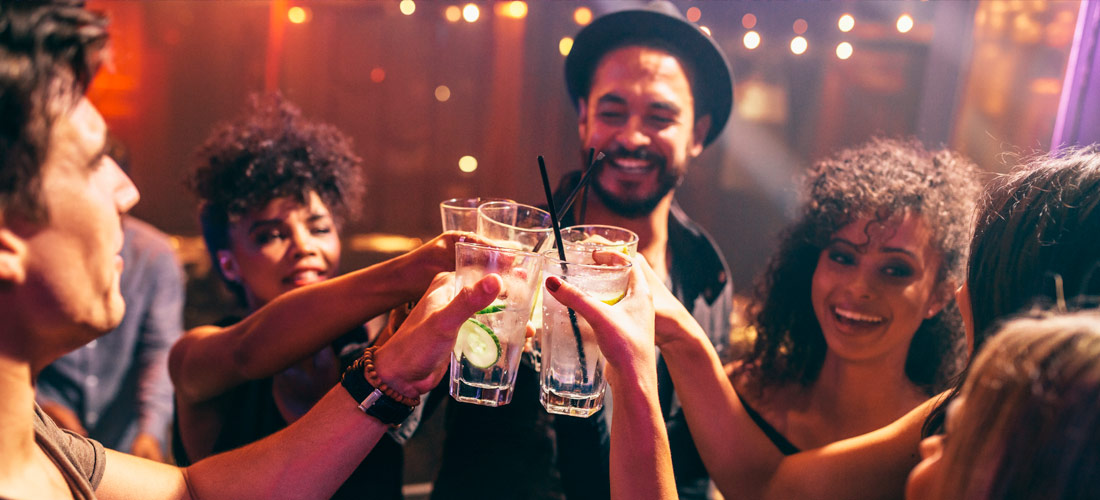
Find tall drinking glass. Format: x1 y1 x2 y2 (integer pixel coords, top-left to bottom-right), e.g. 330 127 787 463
476 201 553 252
539 255 631 417
558 225 639 263
450 242 543 407
440 197 513 232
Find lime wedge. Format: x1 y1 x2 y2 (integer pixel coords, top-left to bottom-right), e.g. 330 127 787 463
475 299 506 315
600 291 626 306
459 318 501 368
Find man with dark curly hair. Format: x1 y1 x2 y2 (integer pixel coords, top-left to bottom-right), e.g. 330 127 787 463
650 137 981 499
169 93 473 499
0 3 499 499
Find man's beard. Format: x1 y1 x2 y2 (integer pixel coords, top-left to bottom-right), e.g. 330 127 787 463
589 147 683 219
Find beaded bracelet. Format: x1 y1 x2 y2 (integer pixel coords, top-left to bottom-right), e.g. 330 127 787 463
355 346 421 407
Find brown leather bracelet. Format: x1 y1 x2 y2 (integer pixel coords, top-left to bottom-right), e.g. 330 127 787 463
356 346 421 407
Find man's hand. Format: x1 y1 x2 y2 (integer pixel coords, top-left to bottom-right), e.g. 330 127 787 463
543 252 657 381
130 432 166 462
39 401 88 437
635 254 697 348
373 272 502 396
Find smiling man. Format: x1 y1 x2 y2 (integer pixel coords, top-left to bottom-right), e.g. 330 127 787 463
0 3 500 499
552 3 735 499
433 3 734 500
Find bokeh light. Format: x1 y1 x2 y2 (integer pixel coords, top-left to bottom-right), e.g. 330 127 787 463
700 26 711 36
574 7 592 26
463 3 479 23
504 1 527 19
742 13 757 29
435 85 451 102
790 36 808 55
743 31 761 50
686 7 701 23
559 37 574 56
793 19 808 35
836 42 853 60
838 14 855 32
445 5 462 23
287 6 309 24
399 0 415 16
459 156 478 173
897 14 914 33
370 67 386 83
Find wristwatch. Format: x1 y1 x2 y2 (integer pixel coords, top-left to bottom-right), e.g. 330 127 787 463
341 366 415 426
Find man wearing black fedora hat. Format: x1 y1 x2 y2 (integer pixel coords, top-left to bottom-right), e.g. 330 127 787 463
430 2 733 499
551 2 734 499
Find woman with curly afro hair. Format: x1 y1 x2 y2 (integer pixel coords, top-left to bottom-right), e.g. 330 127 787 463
646 137 981 499
169 94 470 499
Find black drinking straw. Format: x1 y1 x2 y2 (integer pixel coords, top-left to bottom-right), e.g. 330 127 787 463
537 155 590 384
558 149 604 220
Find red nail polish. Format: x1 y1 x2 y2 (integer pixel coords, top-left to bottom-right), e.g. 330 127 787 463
545 276 561 292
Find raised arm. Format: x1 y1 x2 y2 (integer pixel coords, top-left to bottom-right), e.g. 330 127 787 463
544 253 677 500
641 259 934 500
99 271 502 500
169 232 470 404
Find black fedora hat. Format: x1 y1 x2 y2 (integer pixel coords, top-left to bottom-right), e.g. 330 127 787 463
564 0 733 147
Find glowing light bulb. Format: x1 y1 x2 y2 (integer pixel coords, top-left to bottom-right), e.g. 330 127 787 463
686 7 701 23
459 156 478 173
743 31 761 50
463 3 479 23
836 42 853 60
742 13 757 29
505 1 526 19
435 85 451 102
838 14 855 32
288 6 308 24
574 7 592 26
793 19 808 35
445 5 461 23
790 36 808 55
897 14 914 33
399 0 415 16
559 37 574 56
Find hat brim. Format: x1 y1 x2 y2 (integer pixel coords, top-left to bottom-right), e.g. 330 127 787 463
565 8 733 147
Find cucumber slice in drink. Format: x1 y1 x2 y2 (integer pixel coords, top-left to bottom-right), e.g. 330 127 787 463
459 318 502 368
475 300 506 315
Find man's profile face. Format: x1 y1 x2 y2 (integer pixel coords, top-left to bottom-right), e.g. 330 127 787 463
18 98 139 350
578 45 708 218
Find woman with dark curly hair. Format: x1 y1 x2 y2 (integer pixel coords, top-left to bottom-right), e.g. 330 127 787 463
643 137 980 499
169 94 470 499
732 137 978 440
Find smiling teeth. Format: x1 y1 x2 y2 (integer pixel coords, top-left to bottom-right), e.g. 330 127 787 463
834 307 884 323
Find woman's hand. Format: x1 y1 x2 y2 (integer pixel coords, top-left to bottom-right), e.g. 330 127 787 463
373 271 502 396
544 252 656 382
634 254 703 349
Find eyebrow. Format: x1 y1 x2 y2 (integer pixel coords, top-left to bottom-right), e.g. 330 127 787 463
829 238 920 261
595 93 681 115
247 213 331 233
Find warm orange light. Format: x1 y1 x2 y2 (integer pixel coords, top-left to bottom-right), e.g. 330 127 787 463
287 6 309 24
700 26 711 36
435 85 452 102
463 3 480 23
742 13 757 29
504 1 527 19
897 14 914 33
686 7 701 23
574 7 593 26
793 19 808 35
445 6 462 23
559 37 574 56
838 14 855 32
836 42 853 60
459 156 478 173
370 67 386 83
790 36 808 55
399 0 415 16
743 31 761 50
